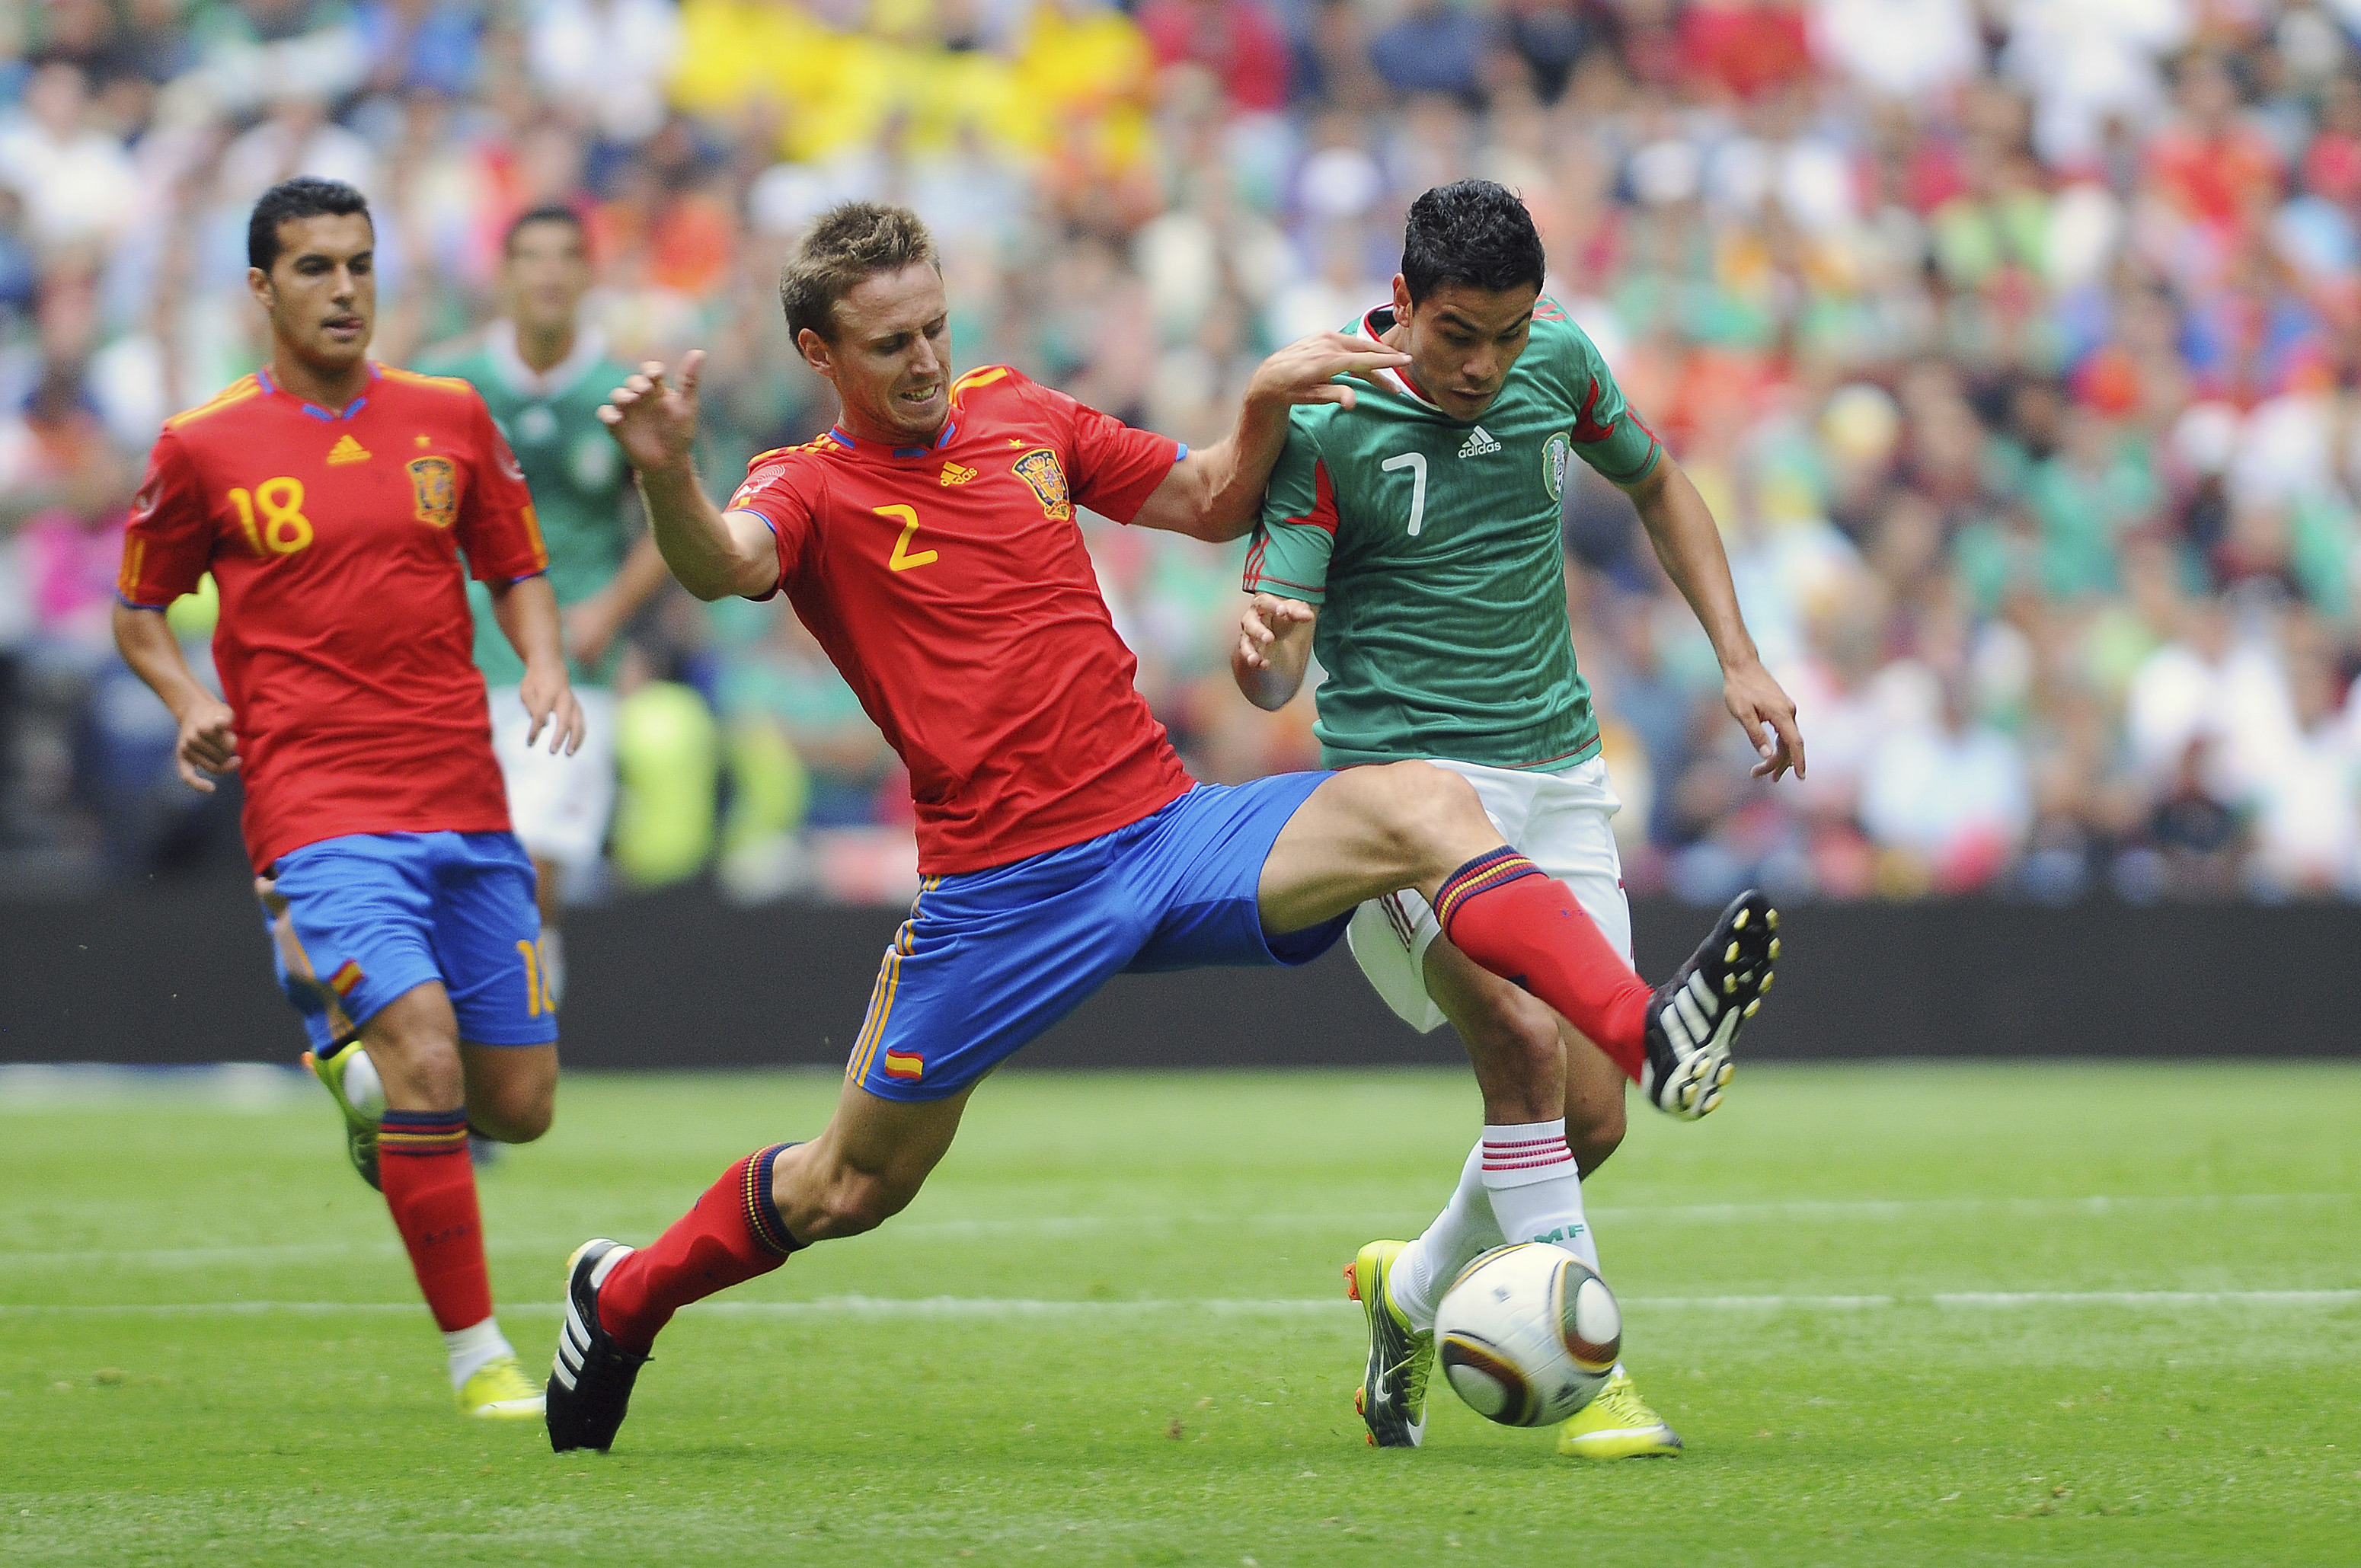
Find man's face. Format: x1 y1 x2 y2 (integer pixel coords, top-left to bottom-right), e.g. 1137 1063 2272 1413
800 262 951 441
505 219 590 337
250 212 375 372
1393 276 1538 422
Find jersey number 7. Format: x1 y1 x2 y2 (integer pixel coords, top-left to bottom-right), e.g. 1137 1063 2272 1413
1381 452 1427 537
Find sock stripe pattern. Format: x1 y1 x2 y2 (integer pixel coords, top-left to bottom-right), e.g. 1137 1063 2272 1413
740 1142 802 1257
379 1108 471 1158
1482 1132 1576 1174
1432 848 1544 931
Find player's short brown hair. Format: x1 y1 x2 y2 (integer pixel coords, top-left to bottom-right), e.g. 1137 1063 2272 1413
778 202 941 344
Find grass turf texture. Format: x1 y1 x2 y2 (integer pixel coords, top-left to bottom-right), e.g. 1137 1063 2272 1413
2 1064 2356 1566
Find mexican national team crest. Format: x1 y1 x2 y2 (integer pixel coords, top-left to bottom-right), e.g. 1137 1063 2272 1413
1544 431 1572 503
407 455 458 529
1012 448 1072 521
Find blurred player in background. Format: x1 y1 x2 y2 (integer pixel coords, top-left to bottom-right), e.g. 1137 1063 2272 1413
419 206 668 1008
541 202 1778 1455
1236 180 1803 1460
111 177 585 1420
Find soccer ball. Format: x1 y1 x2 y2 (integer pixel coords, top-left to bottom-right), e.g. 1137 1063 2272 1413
1433 1243 1621 1426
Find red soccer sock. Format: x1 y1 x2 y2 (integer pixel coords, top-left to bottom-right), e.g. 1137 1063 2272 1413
1434 848 1653 1084
597 1143 802 1356
378 1109 494 1332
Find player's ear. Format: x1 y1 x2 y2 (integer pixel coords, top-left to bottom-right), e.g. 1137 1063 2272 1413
795 325 834 379
1391 273 1413 321
248 267 273 310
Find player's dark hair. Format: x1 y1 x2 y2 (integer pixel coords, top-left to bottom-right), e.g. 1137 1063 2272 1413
1400 179 1546 305
248 177 372 273
778 202 941 344
504 203 587 257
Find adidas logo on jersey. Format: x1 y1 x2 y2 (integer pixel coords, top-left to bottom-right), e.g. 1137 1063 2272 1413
940 461 977 486
1457 426 1501 458
326 433 372 465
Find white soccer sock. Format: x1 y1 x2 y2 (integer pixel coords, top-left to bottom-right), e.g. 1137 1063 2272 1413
1480 1119 1600 1273
539 927 566 1009
1390 1144 1502 1333
444 1315 515 1391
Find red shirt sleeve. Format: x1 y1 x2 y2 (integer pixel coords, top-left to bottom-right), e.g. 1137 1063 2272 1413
455 393 550 583
727 449 823 599
117 430 213 608
1024 378 1184 525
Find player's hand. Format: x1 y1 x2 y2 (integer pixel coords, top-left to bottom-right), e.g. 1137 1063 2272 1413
1235 593 1316 672
520 665 586 757
1724 659 1805 781
173 694 241 793
599 350 704 476
1245 331 1412 414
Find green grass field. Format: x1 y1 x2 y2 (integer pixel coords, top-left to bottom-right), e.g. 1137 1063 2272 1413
2 1063 2357 1566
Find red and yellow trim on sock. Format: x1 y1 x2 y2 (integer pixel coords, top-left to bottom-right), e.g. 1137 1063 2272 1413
740 1142 803 1257
1432 848 1545 931
378 1108 470 1158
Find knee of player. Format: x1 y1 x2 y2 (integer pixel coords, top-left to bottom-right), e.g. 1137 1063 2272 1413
1375 762 1488 865
470 1078 556 1143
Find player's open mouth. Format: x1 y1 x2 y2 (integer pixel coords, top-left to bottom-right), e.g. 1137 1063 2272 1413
897 385 940 406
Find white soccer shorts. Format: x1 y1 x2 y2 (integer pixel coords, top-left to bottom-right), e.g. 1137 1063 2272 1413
1347 755 1632 1033
487 683 619 874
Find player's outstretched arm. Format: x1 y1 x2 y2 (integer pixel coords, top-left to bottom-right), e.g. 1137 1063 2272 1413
1622 458 1806 781
1232 592 1318 711
1131 333 1410 543
111 603 239 792
487 573 586 755
599 351 777 601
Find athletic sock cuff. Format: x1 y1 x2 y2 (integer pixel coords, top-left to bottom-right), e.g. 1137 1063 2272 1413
380 1108 470 1158
1433 848 1543 931
1480 1119 1576 1189
740 1143 804 1257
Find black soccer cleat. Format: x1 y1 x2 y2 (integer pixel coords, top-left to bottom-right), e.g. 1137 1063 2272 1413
548 1238 650 1453
1641 889 1778 1120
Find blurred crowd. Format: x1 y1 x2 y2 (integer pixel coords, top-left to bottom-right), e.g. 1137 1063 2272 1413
5 0 2361 904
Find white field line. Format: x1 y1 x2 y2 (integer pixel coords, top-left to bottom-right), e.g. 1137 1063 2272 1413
3 1289 2356 1319
4 1191 2353 1268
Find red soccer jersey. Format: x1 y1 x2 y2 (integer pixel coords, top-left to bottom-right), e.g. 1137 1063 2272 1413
727 366 1194 873
117 362 549 873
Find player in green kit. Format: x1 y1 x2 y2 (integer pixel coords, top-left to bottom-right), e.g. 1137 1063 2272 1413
1235 181 1804 1461
418 206 669 1003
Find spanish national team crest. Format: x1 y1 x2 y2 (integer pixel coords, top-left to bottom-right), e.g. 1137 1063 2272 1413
1012 448 1072 521
407 455 458 529
1544 432 1572 502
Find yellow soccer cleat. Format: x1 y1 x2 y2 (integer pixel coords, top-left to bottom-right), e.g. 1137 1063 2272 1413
458 1354 546 1420
302 1042 382 1191
1556 1367 1683 1459
1345 1240 1433 1448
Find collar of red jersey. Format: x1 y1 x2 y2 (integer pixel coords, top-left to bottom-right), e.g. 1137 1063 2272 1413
257 361 380 422
826 419 960 460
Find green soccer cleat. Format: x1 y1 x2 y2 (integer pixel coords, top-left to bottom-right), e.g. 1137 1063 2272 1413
302 1041 381 1191
1555 1368 1684 1459
1344 1240 1433 1448
458 1354 546 1420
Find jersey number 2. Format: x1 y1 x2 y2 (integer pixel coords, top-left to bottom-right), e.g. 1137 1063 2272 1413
1382 452 1427 537
874 504 938 572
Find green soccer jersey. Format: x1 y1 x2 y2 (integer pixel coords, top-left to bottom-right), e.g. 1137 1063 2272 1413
1244 299 1660 770
417 324 636 688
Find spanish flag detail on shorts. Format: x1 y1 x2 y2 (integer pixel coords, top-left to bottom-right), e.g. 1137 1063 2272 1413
883 1049 924 1082
327 960 365 998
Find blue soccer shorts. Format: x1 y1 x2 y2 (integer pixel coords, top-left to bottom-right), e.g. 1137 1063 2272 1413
845 774 1349 1101
264 830 558 1052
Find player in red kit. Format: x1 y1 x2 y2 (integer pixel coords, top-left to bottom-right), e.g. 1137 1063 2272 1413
112 177 586 1420
543 203 1778 1452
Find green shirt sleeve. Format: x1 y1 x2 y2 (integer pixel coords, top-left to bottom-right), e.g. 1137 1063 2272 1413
1242 417 1337 605
1552 306 1661 486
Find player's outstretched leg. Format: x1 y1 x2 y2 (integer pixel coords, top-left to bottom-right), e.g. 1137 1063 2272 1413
1258 764 1781 1113
548 1083 972 1452
1640 889 1777 1119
